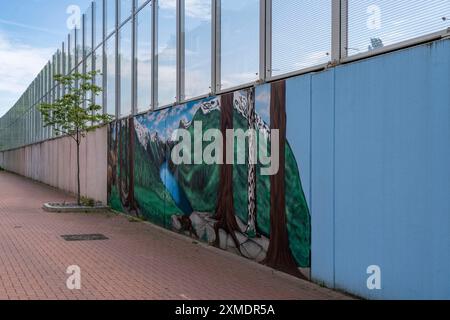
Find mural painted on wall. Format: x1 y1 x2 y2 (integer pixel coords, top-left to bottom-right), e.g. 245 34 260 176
108 80 311 278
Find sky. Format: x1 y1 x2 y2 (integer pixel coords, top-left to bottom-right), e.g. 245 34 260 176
0 0 91 117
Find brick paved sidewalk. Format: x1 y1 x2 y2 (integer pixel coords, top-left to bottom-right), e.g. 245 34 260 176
0 171 350 300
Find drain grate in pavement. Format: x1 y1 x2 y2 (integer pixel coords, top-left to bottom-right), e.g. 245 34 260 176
61 234 109 241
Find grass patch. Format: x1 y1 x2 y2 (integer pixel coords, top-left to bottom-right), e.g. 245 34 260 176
80 196 96 207
128 216 142 223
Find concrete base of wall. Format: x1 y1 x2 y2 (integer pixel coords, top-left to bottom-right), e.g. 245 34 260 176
0 126 108 204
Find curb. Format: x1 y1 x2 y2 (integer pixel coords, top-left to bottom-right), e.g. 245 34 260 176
43 203 110 213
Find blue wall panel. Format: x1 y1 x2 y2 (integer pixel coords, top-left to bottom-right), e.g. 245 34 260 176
286 75 312 206
332 40 450 299
310 69 336 288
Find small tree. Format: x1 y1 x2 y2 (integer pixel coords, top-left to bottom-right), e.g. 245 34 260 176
39 71 112 205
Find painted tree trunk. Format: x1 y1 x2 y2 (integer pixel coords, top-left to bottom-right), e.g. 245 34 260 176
120 120 132 209
124 120 130 206
246 90 257 238
113 122 118 187
263 80 304 279
215 92 241 249
128 117 137 214
118 121 125 206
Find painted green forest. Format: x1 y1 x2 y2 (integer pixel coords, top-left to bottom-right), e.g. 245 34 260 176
109 92 311 268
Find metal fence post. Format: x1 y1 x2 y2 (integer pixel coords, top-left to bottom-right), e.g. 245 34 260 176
132 0 137 115
332 0 348 63
211 0 221 94
152 0 159 110
177 0 186 103
260 0 271 81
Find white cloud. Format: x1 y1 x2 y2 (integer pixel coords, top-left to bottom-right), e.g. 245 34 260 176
0 18 64 36
160 0 211 20
256 85 270 105
185 0 211 20
0 31 55 117
221 72 258 89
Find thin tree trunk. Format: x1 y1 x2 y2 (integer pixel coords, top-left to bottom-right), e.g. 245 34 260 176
263 80 304 279
76 132 81 206
215 92 241 249
128 117 136 214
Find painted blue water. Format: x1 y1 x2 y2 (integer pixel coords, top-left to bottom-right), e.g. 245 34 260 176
159 161 193 215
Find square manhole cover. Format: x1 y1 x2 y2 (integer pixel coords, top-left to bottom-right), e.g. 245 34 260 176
61 234 109 241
